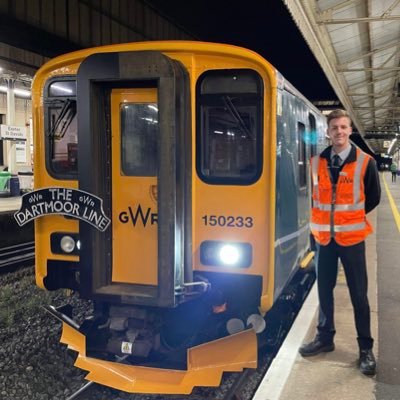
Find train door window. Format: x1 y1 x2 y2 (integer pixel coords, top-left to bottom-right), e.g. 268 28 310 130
309 113 317 156
298 122 307 188
196 69 263 185
44 78 77 179
120 102 158 176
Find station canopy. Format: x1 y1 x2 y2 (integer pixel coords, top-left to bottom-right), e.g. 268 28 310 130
284 0 400 156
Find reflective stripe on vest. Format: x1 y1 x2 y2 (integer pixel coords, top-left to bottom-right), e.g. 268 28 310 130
313 200 365 211
310 221 367 232
354 151 366 204
311 156 319 198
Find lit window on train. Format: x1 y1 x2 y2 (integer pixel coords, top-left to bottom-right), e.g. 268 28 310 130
298 122 307 188
309 113 318 157
45 79 77 178
196 69 263 185
49 81 76 97
120 103 158 176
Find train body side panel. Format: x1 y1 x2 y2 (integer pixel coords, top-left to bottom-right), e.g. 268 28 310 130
274 86 326 300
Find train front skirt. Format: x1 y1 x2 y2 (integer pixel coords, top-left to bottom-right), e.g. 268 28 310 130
60 319 258 394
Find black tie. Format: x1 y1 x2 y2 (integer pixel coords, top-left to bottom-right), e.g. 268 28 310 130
331 154 340 183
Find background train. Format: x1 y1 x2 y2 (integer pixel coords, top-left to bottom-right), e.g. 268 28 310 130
25 41 327 394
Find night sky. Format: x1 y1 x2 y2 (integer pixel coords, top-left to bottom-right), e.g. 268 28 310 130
145 0 337 102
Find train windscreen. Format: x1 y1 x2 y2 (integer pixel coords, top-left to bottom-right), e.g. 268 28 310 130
196 69 263 185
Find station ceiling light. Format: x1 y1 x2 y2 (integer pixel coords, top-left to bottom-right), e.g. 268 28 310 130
0 85 31 98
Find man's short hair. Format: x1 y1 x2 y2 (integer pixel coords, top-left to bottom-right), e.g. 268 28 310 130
327 109 352 127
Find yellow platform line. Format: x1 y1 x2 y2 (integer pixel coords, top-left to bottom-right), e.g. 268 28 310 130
383 173 400 233
300 251 315 269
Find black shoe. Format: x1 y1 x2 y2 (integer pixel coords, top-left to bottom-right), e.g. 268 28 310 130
299 337 335 357
359 349 376 375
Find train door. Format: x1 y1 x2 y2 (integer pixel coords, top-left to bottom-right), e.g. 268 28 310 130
76 51 191 307
110 89 158 286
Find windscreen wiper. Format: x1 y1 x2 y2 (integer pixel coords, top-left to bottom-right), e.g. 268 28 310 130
223 95 254 139
47 99 77 139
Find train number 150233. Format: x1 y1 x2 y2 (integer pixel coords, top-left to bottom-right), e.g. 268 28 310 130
201 215 254 228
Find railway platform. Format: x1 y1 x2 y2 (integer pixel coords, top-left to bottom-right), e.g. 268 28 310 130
254 171 400 400
0 195 22 213
0 195 33 252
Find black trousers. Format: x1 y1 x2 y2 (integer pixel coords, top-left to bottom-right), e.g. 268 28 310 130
316 240 373 350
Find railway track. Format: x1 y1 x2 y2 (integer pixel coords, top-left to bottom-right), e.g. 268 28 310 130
0 241 35 272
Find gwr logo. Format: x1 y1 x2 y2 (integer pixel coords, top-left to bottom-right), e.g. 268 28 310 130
119 204 158 227
340 177 353 184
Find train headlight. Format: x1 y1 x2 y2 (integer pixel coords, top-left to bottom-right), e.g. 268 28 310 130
200 241 252 268
219 245 239 265
51 232 80 255
60 236 76 253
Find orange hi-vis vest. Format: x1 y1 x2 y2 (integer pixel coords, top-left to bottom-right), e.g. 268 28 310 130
310 148 373 246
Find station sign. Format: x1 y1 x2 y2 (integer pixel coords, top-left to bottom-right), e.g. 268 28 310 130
383 140 391 149
0 124 27 141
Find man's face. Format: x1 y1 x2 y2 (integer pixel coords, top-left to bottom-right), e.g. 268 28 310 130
327 116 352 149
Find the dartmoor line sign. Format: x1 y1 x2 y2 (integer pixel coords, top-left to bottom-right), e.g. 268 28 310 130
14 188 110 232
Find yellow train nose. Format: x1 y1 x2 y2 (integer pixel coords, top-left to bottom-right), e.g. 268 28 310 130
60 321 258 394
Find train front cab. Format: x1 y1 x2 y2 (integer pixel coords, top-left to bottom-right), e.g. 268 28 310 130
33 42 279 394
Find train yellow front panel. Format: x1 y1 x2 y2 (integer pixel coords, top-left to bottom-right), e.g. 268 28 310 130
111 89 158 285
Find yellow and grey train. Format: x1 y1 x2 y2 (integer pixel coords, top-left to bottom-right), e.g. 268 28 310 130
20 41 327 394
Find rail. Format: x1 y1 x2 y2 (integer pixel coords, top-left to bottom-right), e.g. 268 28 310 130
0 241 35 271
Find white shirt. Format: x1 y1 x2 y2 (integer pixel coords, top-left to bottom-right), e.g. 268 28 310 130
330 145 351 166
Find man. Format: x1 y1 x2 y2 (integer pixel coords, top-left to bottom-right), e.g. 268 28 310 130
390 161 397 182
299 109 381 376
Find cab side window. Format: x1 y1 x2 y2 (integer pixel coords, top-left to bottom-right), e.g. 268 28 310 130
44 79 77 179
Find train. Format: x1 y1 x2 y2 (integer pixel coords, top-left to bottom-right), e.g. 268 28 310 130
18 41 327 394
